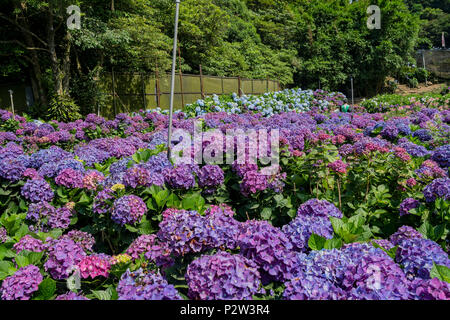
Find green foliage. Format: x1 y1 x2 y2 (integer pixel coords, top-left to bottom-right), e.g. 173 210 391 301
46 94 82 122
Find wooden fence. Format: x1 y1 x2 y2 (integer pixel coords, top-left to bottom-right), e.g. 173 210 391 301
97 65 281 118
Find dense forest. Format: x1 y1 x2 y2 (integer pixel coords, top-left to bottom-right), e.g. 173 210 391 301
0 0 448 117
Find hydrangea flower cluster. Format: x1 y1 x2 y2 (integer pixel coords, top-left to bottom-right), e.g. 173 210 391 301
126 234 173 268
60 230 96 252
82 170 105 190
399 198 420 216
0 265 43 300
111 195 147 226
92 188 114 215
55 168 84 188
197 165 224 189
44 238 86 280
78 254 111 279
240 170 268 196
117 268 182 300
55 292 90 300
296 198 343 218
389 225 423 246
283 273 347 300
423 178 450 202
282 199 342 252
238 220 297 281
408 278 450 300
13 235 45 253
395 238 450 280
163 164 196 189
431 144 450 168
186 251 262 300
21 179 54 203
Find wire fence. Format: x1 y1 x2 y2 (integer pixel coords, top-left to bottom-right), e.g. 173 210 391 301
416 49 450 80
96 66 281 118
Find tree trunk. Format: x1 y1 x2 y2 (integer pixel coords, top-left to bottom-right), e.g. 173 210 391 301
47 6 64 96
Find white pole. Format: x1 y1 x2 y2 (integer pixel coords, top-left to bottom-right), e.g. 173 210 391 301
422 51 427 85
167 0 180 161
8 90 15 118
350 77 354 106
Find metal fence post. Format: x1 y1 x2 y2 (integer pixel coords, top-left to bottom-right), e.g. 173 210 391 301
111 67 117 117
199 64 205 99
178 46 184 107
238 76 241 96
142 72 147 110
155 63 161 109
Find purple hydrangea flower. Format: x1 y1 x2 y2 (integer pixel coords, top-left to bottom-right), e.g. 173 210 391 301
55 168 84 189
13 235 45 253
431 145 450 168
163 164 196 189
186 251 262 300
408 278 450 300
412 129 433 142
297 198 343 219
111 195 147 226
389 226 424 246
399 198 420 216
238 220 297 282
423 178 450 202
240 170 268 196
197 165 224 188
126 234 173 268
44 238 86 280
117 268 182 300
0 265 43 300
92 188 114 215
55 292 90 300
60 230 95 252
282 215 334 252
283 273 347 300
395 238 450 280
21 179 54 203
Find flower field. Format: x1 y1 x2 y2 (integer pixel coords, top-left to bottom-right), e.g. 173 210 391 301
0 88 449 300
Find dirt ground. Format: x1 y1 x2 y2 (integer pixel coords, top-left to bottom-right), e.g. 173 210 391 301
395 82 446 95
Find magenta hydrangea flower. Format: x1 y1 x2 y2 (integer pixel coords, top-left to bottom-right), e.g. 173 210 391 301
111 195 147 226
408 278 450 300
55 168 84 189
44 238 86 280
186 251 263 300
328 160 349 174
78 254 111 279
117 268 182 300
21 179 54 203
0 265 43 300
82 170 105 190
13 235 45 253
